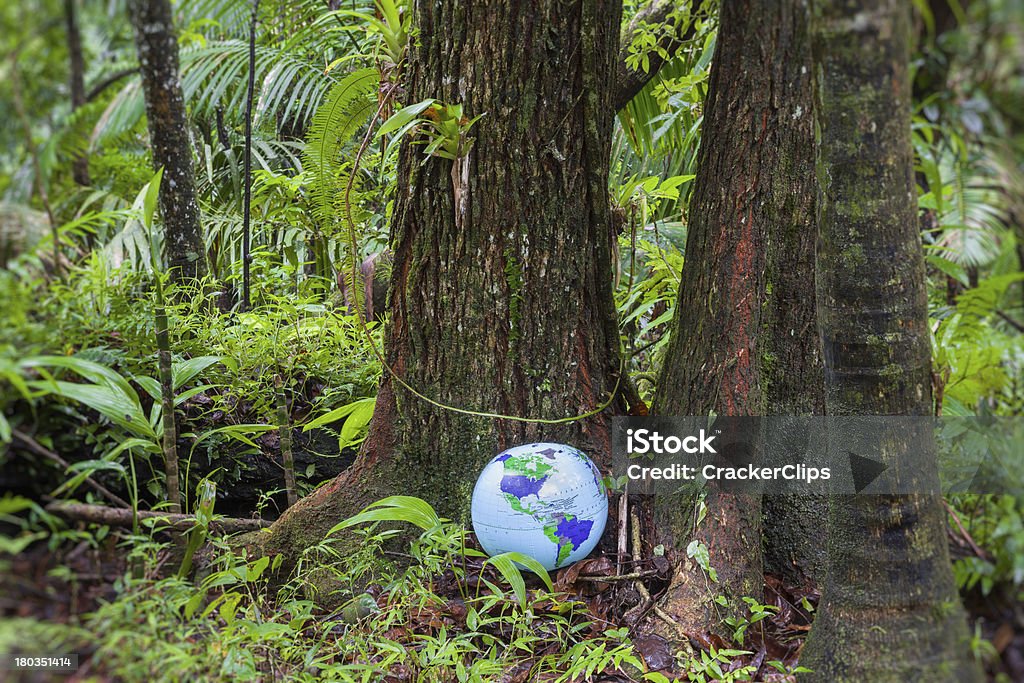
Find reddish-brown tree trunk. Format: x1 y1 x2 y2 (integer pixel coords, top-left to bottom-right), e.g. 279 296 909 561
654 0 822 636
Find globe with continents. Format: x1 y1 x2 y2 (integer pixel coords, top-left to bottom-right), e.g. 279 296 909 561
471 442 608 571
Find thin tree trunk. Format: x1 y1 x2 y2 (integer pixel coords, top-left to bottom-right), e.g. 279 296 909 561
10 51 61 280
275 375 297 508
65 0 90 186
129 0 207 285
247 0 626 570
798 1 981 681
241 0 259 310
654 0 822 636
155 299 180 514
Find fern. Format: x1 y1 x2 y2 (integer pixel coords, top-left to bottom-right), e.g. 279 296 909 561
949 273 1024 343
934 273 1024 409
302 67 380 305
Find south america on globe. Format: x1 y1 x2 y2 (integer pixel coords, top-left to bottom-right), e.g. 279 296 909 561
471 443 608 571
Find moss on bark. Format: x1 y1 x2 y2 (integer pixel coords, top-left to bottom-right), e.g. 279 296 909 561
798 1 982 680
128 0 207 283
245 0 628 576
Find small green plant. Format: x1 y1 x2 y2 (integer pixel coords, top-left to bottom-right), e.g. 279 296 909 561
20 353 230 513
329 495 553 606
376 99 486 162
719 596 778 646
687 538 717 582
338 0 410 69
683 646 756 682
178 479 217 578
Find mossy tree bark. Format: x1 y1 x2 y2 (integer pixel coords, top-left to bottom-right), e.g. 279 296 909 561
128 0 207 284
757 0 827 587
797 1 981 681
654 0 824 635
253 0 627 563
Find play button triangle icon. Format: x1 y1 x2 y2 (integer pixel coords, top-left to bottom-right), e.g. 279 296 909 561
848 451 889 493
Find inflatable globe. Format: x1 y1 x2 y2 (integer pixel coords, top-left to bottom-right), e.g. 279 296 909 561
471 442 608 571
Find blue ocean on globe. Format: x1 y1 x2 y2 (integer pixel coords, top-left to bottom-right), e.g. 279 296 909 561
471 442 608 571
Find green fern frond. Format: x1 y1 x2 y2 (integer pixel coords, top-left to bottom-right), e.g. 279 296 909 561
952 273 1024 340
302 68 380 312
302 67 379 280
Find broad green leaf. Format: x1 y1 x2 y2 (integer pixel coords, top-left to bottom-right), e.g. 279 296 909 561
376 99 435 139
190 424 277 455
184 591 205 620
28 379 155 440
172 356 229 391
245 555 271 582
102 437 162 460
134 376 161 402
54 459 129 497
174 384 218 407
22 355 137 399
338 397 375 448
481 551 553 606
0 532 47 555
0 494 35 516
143 168 163 230
302 397 375 432
329 495 442 535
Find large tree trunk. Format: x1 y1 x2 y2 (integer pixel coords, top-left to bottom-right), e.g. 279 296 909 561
758 0 827 587
65 0 90 186
653 0 822 636
129 0 207 283
253 0 626 564
797 1 981 681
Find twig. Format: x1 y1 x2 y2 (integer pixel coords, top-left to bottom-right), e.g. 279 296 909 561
580 569 660 582
12 429 130 509
45 501 269 534
996 310 1024 333
943 499 989 561
630 506 653 605
617 485 628 574
629 505 690 644
85 67 138 102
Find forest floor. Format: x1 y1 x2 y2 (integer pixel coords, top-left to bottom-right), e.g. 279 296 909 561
2 514 1022 682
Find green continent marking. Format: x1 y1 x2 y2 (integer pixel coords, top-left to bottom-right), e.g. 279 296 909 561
504 453 553 479
500 453 555 515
